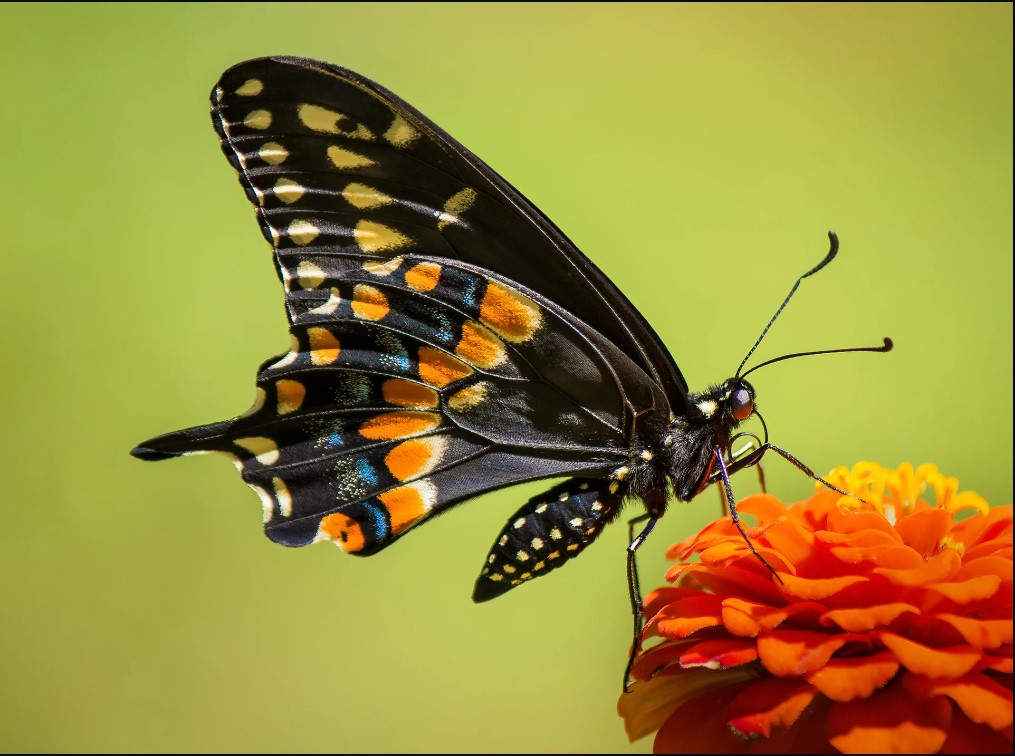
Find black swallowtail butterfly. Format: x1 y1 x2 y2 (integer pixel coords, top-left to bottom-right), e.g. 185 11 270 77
132 57 889 642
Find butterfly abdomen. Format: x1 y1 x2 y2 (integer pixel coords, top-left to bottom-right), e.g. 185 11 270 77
473 479 624 602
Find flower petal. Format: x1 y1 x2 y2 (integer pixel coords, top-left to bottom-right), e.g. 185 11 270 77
806 651 900 702
820 602 920 632
924 574 1003 605
776 572 866 600
652 680 755 754
619 669 752 743
654 596 724 639
826 686 952 754
939 706 1015 753
878 632 983 677
757 630 867 677
679 638 759 669
725 677 817 738
874 548 962 586
936 614 1013 648
904 671 1014 730
895 507 953 556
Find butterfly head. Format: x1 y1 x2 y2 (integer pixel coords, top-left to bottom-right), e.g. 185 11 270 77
692 377 756 429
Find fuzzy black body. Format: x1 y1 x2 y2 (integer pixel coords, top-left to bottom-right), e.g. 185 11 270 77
131 56 762 604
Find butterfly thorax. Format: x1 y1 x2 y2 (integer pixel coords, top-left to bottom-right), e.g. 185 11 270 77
656 377 756 502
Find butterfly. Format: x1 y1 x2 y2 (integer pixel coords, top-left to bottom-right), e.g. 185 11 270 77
132 56 890 617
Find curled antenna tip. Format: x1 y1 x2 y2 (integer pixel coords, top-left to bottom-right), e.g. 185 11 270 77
882 337 894 352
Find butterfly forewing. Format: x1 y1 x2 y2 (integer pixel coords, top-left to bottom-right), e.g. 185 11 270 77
134 57 677 573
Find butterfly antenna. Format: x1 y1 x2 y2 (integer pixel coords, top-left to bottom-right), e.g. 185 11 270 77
740 337 893 380
735 231 839 378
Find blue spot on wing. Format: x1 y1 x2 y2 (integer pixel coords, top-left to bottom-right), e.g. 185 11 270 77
356 458 379 486
363 501 389 541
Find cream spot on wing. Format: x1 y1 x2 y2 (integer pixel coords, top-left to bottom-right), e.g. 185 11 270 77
273 178 305 204
447 382 488 412
503 564 517 574
272 477 293 517
516 550 530 562
287 219 320 246
535 504 548 514
354 220 411 254
270 334 300 369
298 104 375 139
342 182 393 209
550 528 562 541
234 436 280 465
308 287 342 315
498 535 508 547
383 114 419 147
362 256 404 277
514 517 527 529
275 379 306 415
258 142 288 165
296 261 326 289
327 145 375 169
251 483 274 523
437 187 478 230
530 537 544 550
243 109 272 130
235 78 263 96
238 387 266 418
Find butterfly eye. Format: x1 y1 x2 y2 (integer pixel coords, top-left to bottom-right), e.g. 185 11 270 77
731 388 753 421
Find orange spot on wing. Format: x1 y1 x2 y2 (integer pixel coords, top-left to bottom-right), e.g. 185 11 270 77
382 379 439 408
318 512 366 552
307 327 340 365
455 321 506 368
379 482 436 534
404 262 441 292
417 347 472 387
275 379 306 414
358 411 439 440
351 284 390 321
479 280 542 343
385 437 446 481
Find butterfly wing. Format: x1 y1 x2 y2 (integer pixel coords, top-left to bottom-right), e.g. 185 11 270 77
133 56 678 556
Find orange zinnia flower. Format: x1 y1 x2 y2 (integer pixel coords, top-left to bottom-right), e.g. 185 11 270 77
619 462 1013 754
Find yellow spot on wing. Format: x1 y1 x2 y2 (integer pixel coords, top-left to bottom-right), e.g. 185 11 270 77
317 512 366 552
235 78 263 96
327 145 374 169
379 480 437 535
234 436 280 465
405 262 441 292
437 187 478 230
358 411 440 440
455 321 507 369
354 220 411 254
275 379 306 415
273 178 305 204
351 284 390 321
272 477 293 517
342 182 393 209
258 142 288 165
307 327 340 365
243 110 272 130
238 387 266 418
417 348 473 387
479 281 543 343
382 379 439 408
287 219 320 246
383 114 419 147
385 437 447 481
296 261 325 289
362 257 404 276
298 104 375 139
447 382 488 412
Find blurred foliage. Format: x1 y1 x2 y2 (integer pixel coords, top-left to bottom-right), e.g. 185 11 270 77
0 3 1010 753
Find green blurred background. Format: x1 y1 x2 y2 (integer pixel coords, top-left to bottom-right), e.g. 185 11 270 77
1 3 1010 752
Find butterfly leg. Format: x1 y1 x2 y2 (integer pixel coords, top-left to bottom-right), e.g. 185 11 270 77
714 448 784 583
623 514 657 691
